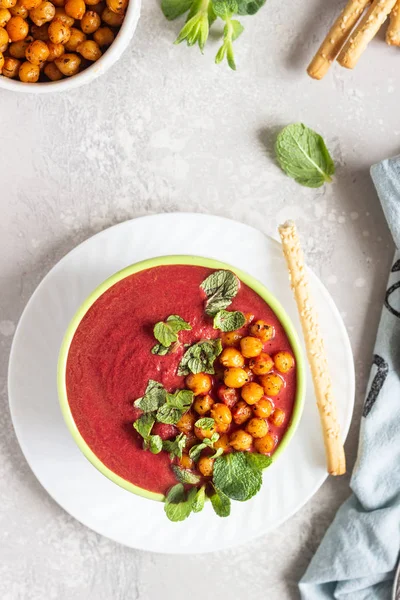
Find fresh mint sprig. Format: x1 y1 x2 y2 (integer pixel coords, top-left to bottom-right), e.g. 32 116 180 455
152 315 191 355
178 339 222 375
213 452 272 501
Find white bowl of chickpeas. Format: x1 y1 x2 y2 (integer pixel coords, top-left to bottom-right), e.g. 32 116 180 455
0 0 140 91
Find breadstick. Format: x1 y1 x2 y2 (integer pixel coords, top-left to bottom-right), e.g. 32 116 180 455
338 0 397 68
386 0 400 44
307 0 371 80
278 221 346 476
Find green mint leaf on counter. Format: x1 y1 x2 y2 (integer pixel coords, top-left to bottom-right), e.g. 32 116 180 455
174 1 211 52
210 488 231 517
275 123 335 188
163 433 187 459
192 486 206 513
154 315 191 348
164 484 198 522
178 339 223 375
151 344 170 356
172 465 201 485
213 309 246 332
215 18 244 70
212 0 237 17
236 0 266 15
213 452 262 501
245 452 272 471
162 0 193 20
133 414 156 440
149 435 163 454
200 270 240 316
134 380 166 413
195 417 215 430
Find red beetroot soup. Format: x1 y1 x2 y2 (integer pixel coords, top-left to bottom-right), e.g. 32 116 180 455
66 265 297 495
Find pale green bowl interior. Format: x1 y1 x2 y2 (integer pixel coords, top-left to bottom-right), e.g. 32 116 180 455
57 255 306 502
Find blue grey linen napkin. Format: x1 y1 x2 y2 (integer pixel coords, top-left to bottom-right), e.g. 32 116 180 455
299 155 400 600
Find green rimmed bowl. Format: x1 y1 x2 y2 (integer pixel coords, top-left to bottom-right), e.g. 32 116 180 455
57 255 306 502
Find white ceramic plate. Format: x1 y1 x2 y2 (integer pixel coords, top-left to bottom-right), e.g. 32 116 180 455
8 213 355 554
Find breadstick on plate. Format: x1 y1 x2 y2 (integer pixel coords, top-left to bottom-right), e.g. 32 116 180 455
307 0 371 80
386 0 400 44
278 221 346 476
338 0 397 68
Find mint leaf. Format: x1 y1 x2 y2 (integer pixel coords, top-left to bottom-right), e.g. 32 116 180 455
210 488 231 517
172 465 201 485
189 433 219 461
245 453 272 471
164 484 197 522
195 417 215 430
213 452 262 501
163 433 187 459
174 3 211 52
156 404 184 425
275 123 335 188
156 390 194 425
133 414 155 440
149 435 163 454
213 310 246 332
154 315 191 348
236 0 266 15
200 270 240 316
192 486 206 513
161 0 193 20
178 339 223 375
212 0 238 17
167 389 194 410
134 380 166 413
151 344 170 356
210 447 224 459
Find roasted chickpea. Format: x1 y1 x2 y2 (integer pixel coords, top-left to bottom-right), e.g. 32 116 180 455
211 403 232 430
46 40 63 59
43 60 62 79
101 5 123 25
249 352 274 376
29 1 55 26
0 50 4 69
176 411 195 435
220 347 245 368
253 397 274 419
54 7 73 24
10 2 28 17
106 0 126 13
64 0 84 19
48 18 70 43
217 385 239 409
7 15 29 41
54 51 80 74
0 8 11 27
185 372 212 396
25 38 49 63
260 373 284 397
0 0 16 9
18 59 39 80
274 351 295 374
197 456 214 477
179 453 194 470
221 330 242 347
232 400 253 425
240 336 263 359
224 367 248 389
246 417 268 439
2 55 20 76
270 408 286 427
214 433 230 453
80 9 100 33
193 394 214 416
229 429 253 451
31 23 48 39
249 320 275 343
241 382 264 405
76 38 101 60
20 0 41 8
0 26 9 50
254 433 277 454
194 422 216 440
63 25 84 50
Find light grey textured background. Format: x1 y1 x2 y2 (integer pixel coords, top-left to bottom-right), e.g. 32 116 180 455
0 0 396 598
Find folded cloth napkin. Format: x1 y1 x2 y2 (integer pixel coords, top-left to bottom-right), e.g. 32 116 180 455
299 155 400 600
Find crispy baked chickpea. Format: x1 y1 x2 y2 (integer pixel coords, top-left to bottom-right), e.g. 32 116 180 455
217 385 239 409
197 456 214 477
232 400 253 425
0 0 16 9
19 60 39 81
64 0 84 19
7 15 28 41
224 367 248 389
241 382 264 405
25 38 49 63
270 408 285 427
249 320 275 343
20 0 40 8
76 39 101 60
55 51 80 74
179 453 194 470
64 25 84 50
193 394 214 416
44 60 62 79
260 373 284 397
185 373 212 396
29 1 55 26
211 403 232 430
31 23 48 39
220 347 245 368
101 5 123 25
221 330 242 347
54 7 73 24
80 9 100 33
10 2 28 17
249 352 274 376
246 417 268 439
240 336 263 359
194 421 216 440
0 26 9 50
176 411 195 435
48 18 70 43
0 50 4 69
253 397 274 419
214 433 230 453
2 55 20 76
229 429 253 451
106 0 127 14
0 8 11 27
274 351 295 374
46 40 63 59
254 433 277 454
